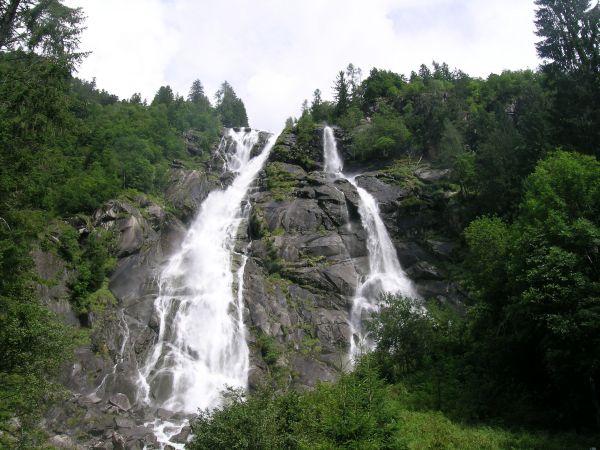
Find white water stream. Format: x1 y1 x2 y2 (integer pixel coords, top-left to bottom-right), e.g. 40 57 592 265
322 126 418 362
137 129 276 447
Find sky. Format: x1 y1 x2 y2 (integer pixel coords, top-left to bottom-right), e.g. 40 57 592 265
65 0 541 132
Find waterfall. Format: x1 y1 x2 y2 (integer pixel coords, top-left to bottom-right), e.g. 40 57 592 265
322 126 417 362
323 126 344 174
137 129 276 444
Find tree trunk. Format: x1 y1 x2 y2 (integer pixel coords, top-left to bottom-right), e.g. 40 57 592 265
0 0 22 50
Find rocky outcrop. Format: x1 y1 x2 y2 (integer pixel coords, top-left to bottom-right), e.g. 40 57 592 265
166 167 216 223
353 164 467 308
243 163 369 386
268 125 351 172
33 248 79 326
183 129 203 156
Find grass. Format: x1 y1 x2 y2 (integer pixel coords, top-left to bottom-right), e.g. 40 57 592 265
380 383 598 450
392 408 595 449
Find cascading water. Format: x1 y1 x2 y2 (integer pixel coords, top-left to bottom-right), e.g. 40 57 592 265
137 129 276 446
322 126 418 362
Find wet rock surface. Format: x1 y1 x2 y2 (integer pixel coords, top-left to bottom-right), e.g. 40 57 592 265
165 168 215 223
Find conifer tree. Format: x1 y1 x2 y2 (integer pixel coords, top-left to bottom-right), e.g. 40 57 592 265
188 79 210 106
333 71 349 117
0 0 85 64
215 81 249 127
535 0 600 154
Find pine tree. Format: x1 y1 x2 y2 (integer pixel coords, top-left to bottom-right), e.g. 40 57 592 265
311 89 322 110
152 85 174 106
301 99 309 114
215 81 249 127
333 71 349 117
535 0 600 155
346 63 362 100
535 0 600 74
188 79 209 105
0 0 85 64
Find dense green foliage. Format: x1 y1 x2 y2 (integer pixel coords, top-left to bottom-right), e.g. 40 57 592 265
535 0 600 154
189 357 595 449
316 64 555 218
0 53 226 216
190 363 392 450
463 151 600 428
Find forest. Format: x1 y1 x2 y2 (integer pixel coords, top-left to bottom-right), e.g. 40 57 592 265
1 0 599 448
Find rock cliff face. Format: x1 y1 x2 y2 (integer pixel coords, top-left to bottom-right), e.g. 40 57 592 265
37 126 466 448
239 126 466 389
243 164 369 387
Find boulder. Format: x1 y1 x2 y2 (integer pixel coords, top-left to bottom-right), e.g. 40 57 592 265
183 129 203 156
303 234 348 259
165 168 214 222
427 239 459 260
280 199 330 232
406 261 443 280
355 173 408 211
115 215 145 257
108 393 131 412
113 416 135 429
48 434 80 449
415 167 451 182
250 131 273 158
323 262 359 296
111 432 127 450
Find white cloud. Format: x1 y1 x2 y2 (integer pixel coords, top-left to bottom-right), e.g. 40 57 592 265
67 0 180 99
67 0 540 131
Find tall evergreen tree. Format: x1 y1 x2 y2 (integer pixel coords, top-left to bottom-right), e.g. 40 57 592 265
333 71 349 117
346 63 362 100
535 0 600 155
215 81 249 127
188 79 209 106
152 85 175 106
0 0 85 64
535 0 600 74
301 99 309 114
311 88 322 110
311 88 329 122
